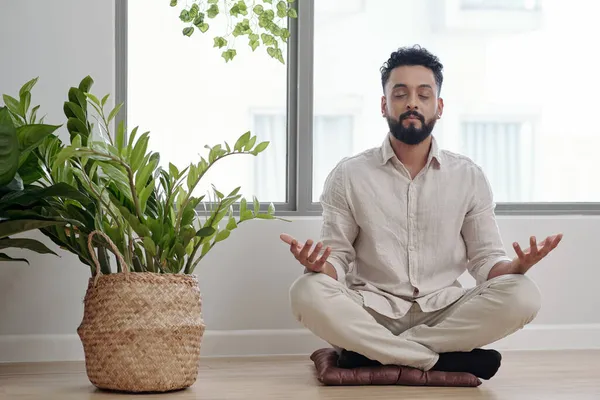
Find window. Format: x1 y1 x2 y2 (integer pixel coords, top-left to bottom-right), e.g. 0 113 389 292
120 0 600 215
460 120 534 202
126 0 288 204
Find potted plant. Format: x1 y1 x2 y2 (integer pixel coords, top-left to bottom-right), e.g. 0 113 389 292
0 0 296 392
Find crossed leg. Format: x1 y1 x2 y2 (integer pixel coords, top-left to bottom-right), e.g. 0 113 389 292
289 272 541 375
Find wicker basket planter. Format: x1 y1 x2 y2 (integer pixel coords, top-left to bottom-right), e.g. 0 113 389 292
77 231 206 393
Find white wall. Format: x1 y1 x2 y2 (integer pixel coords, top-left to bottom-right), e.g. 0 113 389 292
1 1 599 363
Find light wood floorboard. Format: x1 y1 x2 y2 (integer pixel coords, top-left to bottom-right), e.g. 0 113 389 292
1 350 599 399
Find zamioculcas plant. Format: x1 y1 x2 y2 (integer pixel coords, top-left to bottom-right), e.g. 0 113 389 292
39 75 287 275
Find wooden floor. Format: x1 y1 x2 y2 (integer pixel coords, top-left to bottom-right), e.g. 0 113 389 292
1 350 599 399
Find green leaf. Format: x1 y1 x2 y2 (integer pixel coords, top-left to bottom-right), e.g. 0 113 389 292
253 196 260 214
17 152 42 185
215 229 230 243
268 202 275 215
234 131 251 152
0 253 29 264
196 226 216 237
213 36 227 48
253 4 264 14
249 39 260 51
263 0 272 4
107 103 123 123
170 0 177 6
19 77 39 98
78 76 94 93
199 22 209 33
139 180 155 213
221 49 236 62
64 102 86 122
207 4 219 18
287 8 297 18
244 135 257 151
0 238 58 256
179 9 192 22
130 132 150 172
0 219 67 240
0 107 20 186
16 124 61 165
212 185 224 199
256 213 275 219
183 26 194 37
208 0 218 3
2 95 21 116
86 93 101 106
201 241 211 256
116 120 126 154
19 92 31 116
190 3 199 17
240 210 254 221
226 214 238 230
29 105 40 124
251 141 269 155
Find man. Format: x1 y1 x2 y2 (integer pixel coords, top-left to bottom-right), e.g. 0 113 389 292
280 45 562 380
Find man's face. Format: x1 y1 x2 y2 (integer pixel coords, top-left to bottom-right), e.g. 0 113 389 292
381 65 444 145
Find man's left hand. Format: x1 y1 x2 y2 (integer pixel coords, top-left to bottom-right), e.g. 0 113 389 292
511 233 563 274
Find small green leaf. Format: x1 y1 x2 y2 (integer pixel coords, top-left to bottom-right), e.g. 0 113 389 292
208 0 218 3
170 0 177 6
243 135 257 151
249 40 260 51
179 9 192 22
212 185 224 199
190 3 199 17
0 253 29 264
199 22 209 33
251 141 269 155
240 210 254 221
107 103 123 123
183 26 194 37
169 162 179 179
268 202 275 215
240 197 247 214
253 4 264 14
221 49 236 62
19 77 39 98
3 95 21 116
234 131 251 151
207 4 219 18
287 8 297 18
253 196 260 214
86 93 101 106
196 226 216 237
213 36 227 48
226 214 238 230
201 241 211 256
215 229 230 243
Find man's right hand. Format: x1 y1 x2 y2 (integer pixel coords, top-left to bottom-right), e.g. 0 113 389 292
280 233 337 279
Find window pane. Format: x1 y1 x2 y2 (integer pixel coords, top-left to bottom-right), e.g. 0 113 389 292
312 0 600 203
128 0 288 203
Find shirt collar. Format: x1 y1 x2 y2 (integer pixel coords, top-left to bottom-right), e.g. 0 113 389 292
380 134 442 167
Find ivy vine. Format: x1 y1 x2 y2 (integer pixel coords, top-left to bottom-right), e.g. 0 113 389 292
171 0 297 64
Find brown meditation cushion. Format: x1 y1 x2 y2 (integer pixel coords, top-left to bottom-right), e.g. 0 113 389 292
310 348 481 387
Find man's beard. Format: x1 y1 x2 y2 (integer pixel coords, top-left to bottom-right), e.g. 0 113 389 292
386 110 437 145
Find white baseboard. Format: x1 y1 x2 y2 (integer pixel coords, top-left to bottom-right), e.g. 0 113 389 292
2 324 600 363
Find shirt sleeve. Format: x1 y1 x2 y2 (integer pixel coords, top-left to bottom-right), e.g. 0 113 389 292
461 165 512 285
318 160 359 283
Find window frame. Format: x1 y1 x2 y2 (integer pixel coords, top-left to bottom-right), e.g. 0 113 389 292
116 0 600 216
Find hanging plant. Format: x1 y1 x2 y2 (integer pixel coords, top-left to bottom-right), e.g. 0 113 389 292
171 0 297 63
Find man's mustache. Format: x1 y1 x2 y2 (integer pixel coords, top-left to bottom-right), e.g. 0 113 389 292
399 110 425 123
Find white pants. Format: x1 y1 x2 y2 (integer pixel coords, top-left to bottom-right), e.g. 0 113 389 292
289 273 541 371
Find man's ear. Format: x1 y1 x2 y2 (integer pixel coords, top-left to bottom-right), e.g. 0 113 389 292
381 95 387 117
437 97 444 118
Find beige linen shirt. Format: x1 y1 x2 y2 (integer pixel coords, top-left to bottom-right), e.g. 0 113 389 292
319 134 512 320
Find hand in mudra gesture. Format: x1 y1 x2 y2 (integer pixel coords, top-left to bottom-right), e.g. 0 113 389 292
512 233 563 273
280 233 332 273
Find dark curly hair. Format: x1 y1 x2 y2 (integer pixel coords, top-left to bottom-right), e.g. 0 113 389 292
380 45 444 95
